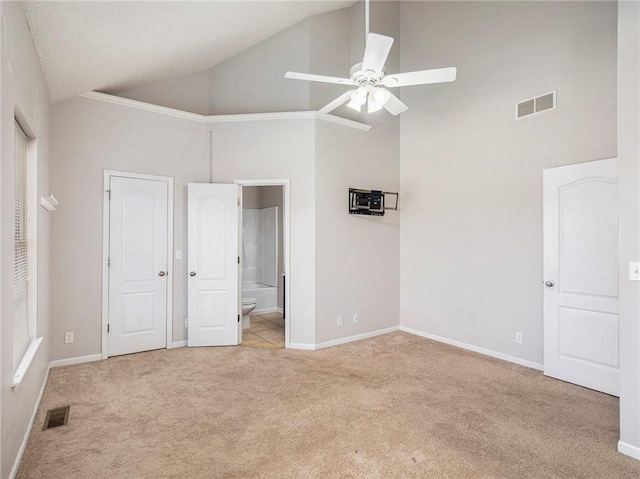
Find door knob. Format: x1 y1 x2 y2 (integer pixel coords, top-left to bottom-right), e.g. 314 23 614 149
544 281 555 287
158 271 166 277
190 271 196 277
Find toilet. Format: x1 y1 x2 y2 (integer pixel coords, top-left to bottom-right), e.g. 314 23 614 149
241 297 257 329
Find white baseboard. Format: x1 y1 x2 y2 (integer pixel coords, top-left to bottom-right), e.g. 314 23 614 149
288 343 316 351
276 307 283 314
399 326 543 371
172 340 187 348
618 440 640 460
49 354 102 369
252 308 279 315
315 326 400 350
10 364 51 479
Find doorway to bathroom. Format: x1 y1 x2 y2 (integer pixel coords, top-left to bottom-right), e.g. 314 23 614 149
235 179 290 349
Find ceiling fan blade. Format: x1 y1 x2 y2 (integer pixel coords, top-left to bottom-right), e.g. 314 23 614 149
284 71 356 86
361 33 394 73
382 92 409 116
382 67 457 88
318 90 357 114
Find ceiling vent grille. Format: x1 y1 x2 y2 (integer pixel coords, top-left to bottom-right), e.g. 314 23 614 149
516 91 556 119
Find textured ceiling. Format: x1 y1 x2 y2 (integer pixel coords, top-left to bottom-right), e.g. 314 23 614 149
22 1 356 103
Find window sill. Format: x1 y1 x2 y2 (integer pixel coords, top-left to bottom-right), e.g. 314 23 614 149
12 337 43 389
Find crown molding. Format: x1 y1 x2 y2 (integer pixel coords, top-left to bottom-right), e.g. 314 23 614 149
205 111 316 123
316 112 372 131
81 92 206 122
80 91 372 131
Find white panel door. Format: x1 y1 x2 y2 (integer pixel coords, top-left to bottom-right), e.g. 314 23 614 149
188 183 240 347
543 158 618 396
109 177 169 356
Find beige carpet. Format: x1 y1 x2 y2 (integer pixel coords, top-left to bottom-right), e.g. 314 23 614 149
17 332 640 478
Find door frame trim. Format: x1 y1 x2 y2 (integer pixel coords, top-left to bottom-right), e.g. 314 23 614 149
234 179 291 348
101 170 174 359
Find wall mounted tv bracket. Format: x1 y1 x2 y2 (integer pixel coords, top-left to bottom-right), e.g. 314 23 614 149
348 188 399 216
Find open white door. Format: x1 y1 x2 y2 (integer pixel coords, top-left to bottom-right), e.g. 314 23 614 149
187 183 241 347
543 158 619 396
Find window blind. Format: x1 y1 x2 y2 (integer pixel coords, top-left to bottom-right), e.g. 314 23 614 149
14 120 31 367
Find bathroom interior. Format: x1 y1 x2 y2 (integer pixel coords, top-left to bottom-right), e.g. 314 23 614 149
240 185 285 348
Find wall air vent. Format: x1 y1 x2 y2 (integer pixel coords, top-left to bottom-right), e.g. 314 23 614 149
516 91 556 119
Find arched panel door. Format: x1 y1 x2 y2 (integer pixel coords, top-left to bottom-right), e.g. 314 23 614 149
543 158 618 396
187 183 240 347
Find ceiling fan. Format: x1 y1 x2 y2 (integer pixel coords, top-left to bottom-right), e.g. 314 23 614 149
284 0 456 116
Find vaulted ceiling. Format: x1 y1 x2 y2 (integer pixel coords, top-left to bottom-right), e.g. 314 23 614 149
22 0 356 103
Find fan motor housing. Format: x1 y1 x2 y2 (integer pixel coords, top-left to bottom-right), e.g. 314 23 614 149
350 63 384 86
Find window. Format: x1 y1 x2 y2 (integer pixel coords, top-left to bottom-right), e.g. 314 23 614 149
13 118 39 385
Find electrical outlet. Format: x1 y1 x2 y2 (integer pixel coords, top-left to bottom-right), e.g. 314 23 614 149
337 316 343 327
515 332 523 344
64 332 74 344
185 318 188 328
175 250 182 260
353 314 359 324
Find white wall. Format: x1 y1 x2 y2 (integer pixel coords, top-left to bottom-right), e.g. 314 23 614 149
50 97 209 359
0 3 52 477
261 185 285 309
241 187 283 292
617 0 640 459
210 119 316 346
399 1 617 365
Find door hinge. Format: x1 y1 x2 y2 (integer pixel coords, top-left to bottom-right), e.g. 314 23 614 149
237 256 240 264
108 257 111 267
107 324 110 333
238 314 240 323
237 197 240 206
106 189 111 200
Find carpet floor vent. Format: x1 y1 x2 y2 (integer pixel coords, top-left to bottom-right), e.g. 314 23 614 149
43 406 70 430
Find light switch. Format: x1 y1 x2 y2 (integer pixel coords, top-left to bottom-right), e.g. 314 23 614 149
629 262 640 281
175 250 182 260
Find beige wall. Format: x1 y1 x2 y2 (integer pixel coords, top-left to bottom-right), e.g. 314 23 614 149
50 97 210 359
315 118 400 344
210 119 316 346
209 20 312 115
242 185 262 209
0 3 52 477
617 0 640 457
118 70 210 116
399 1 617 364
308 7 352 112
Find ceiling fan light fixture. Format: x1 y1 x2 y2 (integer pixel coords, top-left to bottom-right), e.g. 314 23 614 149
347 99 363 112
350 87 368 106
347 87 367 111
367 98 383 113
371 87 390 106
